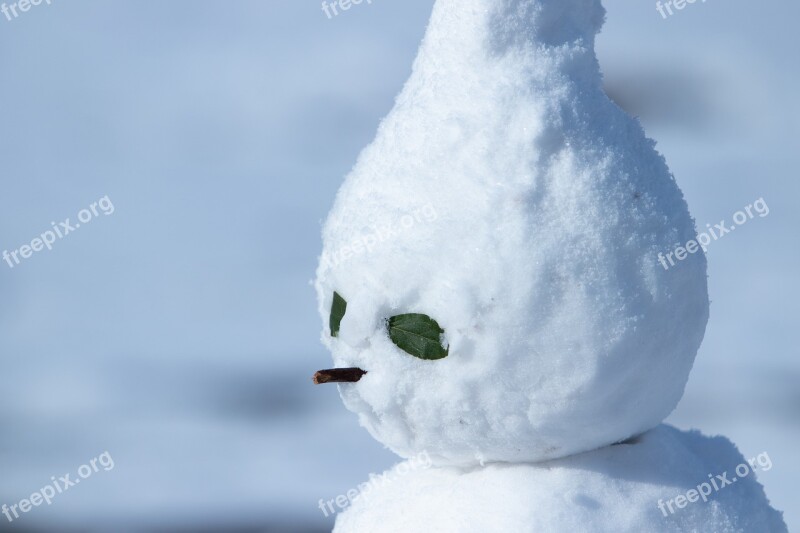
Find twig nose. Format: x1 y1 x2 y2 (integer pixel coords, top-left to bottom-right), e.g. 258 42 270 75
313 367 367 384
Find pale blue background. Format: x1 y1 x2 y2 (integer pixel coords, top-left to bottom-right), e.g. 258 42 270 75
0 1 797 530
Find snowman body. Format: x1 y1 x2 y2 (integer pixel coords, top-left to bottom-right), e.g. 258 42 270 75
333 425 785 532
315 0 786 530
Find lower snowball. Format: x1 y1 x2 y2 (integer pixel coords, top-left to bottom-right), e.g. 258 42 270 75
334 425 786 533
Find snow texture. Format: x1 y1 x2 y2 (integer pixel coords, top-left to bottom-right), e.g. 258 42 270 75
316 0 709 466
334 425 787 533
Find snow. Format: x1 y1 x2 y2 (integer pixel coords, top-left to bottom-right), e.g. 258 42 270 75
0 0 797 530
316 0 708 466
334 424 787 533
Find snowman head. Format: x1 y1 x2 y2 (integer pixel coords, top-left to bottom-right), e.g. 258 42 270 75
314 0 708 467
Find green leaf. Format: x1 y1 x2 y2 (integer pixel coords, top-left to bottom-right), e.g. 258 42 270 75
330 292 347 337
387 313 449 360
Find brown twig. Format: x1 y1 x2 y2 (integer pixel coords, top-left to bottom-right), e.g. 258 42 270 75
313 367 367 384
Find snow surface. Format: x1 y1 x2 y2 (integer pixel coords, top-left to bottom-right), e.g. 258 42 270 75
316 0 708 466
334 425 787 533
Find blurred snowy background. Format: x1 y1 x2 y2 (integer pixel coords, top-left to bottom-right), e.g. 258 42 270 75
0 0 796 531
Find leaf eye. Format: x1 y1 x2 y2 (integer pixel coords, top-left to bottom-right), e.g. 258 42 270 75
330 292 347 337
387 313 449 360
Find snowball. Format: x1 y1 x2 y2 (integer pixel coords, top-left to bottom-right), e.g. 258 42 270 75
334 425 787 533
315 0 708 465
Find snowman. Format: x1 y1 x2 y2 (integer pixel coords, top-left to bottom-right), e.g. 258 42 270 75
313 0 787 530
